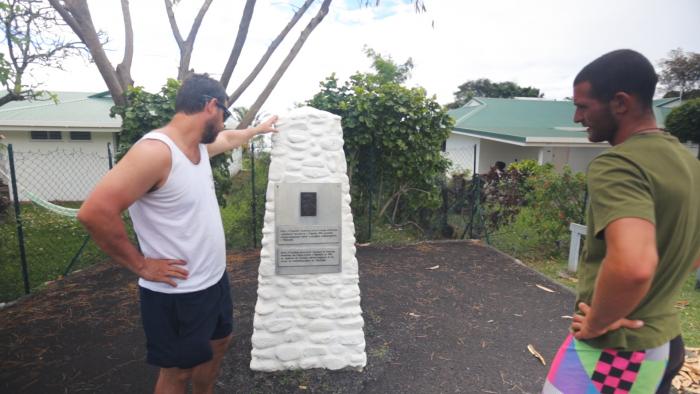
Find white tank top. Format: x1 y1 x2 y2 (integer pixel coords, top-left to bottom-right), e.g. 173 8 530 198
128 132 226 294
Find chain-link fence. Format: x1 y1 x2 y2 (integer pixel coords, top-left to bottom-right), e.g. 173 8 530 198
0 143 115 302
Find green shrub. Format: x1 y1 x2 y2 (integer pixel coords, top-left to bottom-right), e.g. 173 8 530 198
222 152 270 249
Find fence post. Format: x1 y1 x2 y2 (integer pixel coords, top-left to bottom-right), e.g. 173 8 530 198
8 144 30 294
107 142 114 169
367 131 376 242
250 141 258 248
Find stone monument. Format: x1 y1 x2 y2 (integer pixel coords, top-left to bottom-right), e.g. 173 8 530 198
250 107 366 371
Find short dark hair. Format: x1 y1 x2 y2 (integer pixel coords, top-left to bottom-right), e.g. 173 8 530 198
495 161 506 171
175 73 227 114
574 49 657 108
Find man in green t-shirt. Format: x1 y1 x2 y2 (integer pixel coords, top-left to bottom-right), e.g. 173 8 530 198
543 50 700 394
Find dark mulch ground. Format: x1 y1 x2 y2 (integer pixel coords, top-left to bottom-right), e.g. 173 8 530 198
0 241 575 393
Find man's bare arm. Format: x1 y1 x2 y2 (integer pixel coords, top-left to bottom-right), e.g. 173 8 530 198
207 115 278 157
586 218 658 331
77 140 188 287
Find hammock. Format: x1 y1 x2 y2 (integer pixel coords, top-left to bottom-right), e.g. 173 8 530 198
0 167 79 218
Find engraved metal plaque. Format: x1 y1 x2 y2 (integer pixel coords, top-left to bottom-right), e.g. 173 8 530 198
278 225 340 245
278 247 339 266
300 192 317 216
275 183 342 275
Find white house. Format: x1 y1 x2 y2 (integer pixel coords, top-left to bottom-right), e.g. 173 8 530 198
445 97 697 175
0 92 120 202
0 92 246 202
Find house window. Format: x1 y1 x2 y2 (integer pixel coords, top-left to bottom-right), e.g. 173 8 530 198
70 131 92 141
30 131 62 140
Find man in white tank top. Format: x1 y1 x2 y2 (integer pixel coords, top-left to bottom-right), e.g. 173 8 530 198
78 74 276 393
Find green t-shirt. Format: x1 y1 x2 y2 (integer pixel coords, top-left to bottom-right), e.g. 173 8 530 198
577 132 700 350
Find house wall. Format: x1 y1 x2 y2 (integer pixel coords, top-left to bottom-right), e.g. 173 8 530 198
0 131 116 202
539 146 608 174
444 134 479 175
478 139 539 174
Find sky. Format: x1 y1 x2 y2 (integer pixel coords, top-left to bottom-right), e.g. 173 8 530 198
31 0 700 115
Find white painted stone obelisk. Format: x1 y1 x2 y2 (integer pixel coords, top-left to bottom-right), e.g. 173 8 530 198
250 107 366 372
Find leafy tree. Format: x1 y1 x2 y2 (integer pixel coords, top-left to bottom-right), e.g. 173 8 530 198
665 98 700 159
0 0 84 106
308 49 453 236
658 48 700 100
446 78 543 109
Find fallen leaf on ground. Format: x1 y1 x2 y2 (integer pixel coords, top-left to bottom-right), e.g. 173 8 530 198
557 271 578 282
426 265 440 270
536 284 556 293
672 347 700 392
407 312 421 318
299 386 308 390
675 300 690 309
561 315 573 319
527 344 547 366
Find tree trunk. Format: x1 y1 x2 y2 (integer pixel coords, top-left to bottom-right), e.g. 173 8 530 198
226 0 314 103
219 0 255 89
237 0 332 129
49 0 127 106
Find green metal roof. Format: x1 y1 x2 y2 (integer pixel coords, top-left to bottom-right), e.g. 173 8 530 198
0 91 121 131
449 97 679 144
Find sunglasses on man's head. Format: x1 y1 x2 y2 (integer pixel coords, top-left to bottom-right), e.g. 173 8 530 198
202 95 232 121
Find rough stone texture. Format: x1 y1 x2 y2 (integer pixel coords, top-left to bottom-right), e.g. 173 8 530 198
250 107 366 372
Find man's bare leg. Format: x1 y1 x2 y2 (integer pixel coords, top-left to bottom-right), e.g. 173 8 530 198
191 334 233 394
154 367 192 394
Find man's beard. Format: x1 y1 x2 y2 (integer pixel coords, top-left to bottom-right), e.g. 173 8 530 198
201 119 219 144
587 107 618 144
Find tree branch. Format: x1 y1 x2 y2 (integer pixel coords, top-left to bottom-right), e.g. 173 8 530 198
165 0 213 80
163 0 184 48
226 0 313 102
116 0 133 89
237 0 332 129
49 0 126 106
219 0 255 89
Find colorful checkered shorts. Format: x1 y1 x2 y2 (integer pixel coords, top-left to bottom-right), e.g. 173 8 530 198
543 334 673 394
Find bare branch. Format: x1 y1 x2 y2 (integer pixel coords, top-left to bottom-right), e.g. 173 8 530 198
49 0 126 106
226 0 314 102
163 0 184 48
238 0 332 128
116 0 133 89
219 0 256 88
164 0 213 80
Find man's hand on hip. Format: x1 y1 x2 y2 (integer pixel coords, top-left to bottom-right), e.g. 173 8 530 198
138 258 188 287
570 302 644 340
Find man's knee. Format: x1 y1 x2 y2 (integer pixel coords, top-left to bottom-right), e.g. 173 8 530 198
211 334 233 355
160 367 193 383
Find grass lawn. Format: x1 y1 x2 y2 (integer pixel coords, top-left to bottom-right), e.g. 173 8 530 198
492 245 700 348
0 204 128 303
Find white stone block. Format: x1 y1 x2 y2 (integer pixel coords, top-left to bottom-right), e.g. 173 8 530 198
276 345 302 361
323 357 348 371
308 319 336 332
263 319 294 333
303 347 328 357
252 334 284 349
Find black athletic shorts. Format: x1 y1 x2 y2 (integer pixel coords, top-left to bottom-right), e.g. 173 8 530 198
139 272 233 369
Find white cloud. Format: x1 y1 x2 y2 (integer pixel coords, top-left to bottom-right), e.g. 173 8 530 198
31 0 700 113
